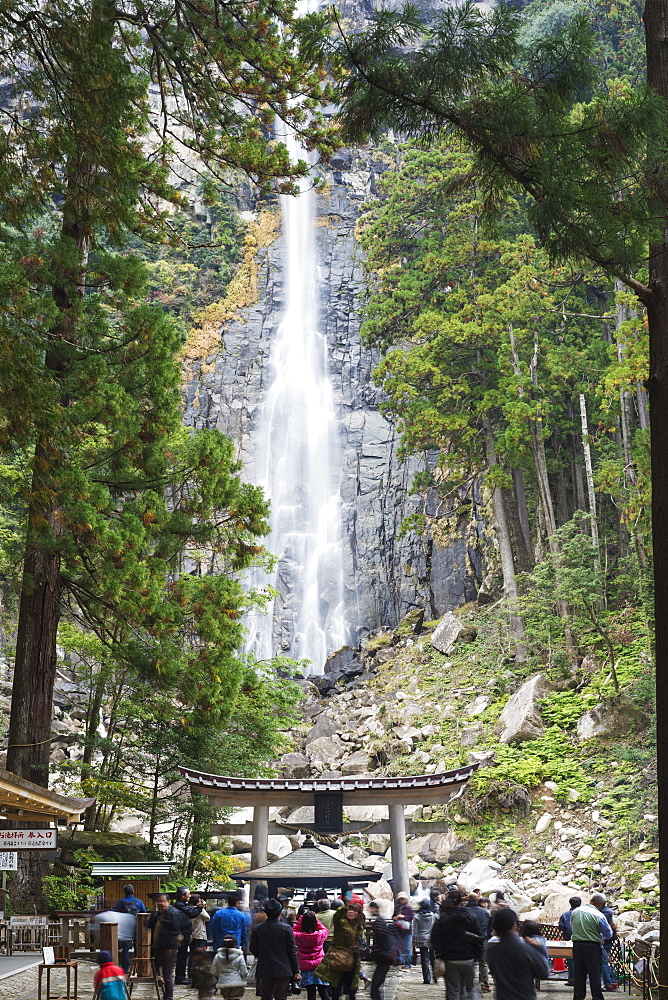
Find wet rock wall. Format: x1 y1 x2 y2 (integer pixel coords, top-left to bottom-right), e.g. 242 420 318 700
182 147 485 652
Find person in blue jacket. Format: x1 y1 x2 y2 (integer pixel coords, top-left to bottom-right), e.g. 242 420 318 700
116 884 147 913
210 890 249 952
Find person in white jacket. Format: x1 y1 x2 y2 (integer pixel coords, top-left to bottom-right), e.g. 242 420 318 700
212 934 249 999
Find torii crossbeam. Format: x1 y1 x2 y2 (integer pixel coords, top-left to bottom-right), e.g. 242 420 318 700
179 765 478 896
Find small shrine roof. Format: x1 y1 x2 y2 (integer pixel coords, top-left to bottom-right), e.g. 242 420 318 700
230 838 383 885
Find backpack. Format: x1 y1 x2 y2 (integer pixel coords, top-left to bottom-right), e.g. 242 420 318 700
118 898 138 916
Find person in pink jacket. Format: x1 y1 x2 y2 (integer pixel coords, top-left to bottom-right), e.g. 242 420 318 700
293 911 331 1000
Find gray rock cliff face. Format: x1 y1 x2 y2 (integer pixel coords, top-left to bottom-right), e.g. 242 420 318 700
183 146 484 659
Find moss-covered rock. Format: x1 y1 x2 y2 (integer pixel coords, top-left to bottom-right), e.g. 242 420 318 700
393 608 425 639
363 632 393 654
60 830 160 865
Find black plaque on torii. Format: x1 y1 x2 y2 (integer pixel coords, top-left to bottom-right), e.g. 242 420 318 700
314 793 343 833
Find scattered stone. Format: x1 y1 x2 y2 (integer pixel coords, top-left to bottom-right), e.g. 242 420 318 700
466 695 490 716
460 726 482 747
467 750 496 768
535 813 553 834
577 845 594 860
431 612 477 654
498 673 551 744
555 848 574 863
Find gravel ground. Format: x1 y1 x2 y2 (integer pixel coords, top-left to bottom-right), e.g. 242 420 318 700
0 957 632 1000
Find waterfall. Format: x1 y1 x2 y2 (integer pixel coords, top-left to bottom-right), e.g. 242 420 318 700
244 31 350 673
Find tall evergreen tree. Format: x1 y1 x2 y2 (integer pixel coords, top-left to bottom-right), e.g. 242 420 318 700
0 1 332 787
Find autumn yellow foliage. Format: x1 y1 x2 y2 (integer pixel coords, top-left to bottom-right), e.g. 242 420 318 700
181 209 280 375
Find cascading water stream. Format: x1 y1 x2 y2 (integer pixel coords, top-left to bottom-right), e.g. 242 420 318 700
244 20 350 672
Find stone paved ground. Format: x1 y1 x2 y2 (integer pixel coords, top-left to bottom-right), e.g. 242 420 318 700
0 958 638 1000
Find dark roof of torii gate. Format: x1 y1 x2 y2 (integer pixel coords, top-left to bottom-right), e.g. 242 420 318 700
179 765 478 807
230 838 383 886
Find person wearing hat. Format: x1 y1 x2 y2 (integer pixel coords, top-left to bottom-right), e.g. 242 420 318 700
94 950 127 1000
249 898 300 1000
252 885 270 915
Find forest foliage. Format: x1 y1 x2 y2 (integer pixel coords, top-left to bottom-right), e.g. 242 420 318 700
342 0 655 683
0 0 332 889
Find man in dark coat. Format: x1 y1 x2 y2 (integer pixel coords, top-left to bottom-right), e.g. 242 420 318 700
173 887 203 984
368 901 396 1000
431 889 482 1000
147 894 192 1000
486 909 550 1000
558 896 582 986
466 892 493 993
249 897 300 1000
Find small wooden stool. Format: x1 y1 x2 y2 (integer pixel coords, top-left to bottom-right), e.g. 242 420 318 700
38 960 78 1000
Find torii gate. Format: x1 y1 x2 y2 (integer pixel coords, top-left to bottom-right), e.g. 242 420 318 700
179 765 478 896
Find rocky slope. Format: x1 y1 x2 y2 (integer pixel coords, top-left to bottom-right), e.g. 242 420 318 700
227 603 658 943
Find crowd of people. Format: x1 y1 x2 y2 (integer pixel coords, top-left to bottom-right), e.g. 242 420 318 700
92 883 621 1000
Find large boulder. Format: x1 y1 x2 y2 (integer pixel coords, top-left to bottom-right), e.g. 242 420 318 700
324 645 363 679
346 806 388 823
577 697 648 740
431 612 477 654
457 858 502 891
341 749 370 775
366 833 391 855
540 889 590 922
60 830 154 864
109 815 144 836
306 736 344 769
365 877 394 901
282 806 315 825
393 608 425 639
266 836 293 861
434 832 467 865
280 752 310 778
305 715 339 745
498 673 550 743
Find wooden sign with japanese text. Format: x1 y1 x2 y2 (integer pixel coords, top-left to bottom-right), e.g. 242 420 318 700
0 829 57 850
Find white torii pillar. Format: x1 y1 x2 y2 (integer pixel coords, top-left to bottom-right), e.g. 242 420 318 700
388 803 410 897
250 804 269 898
